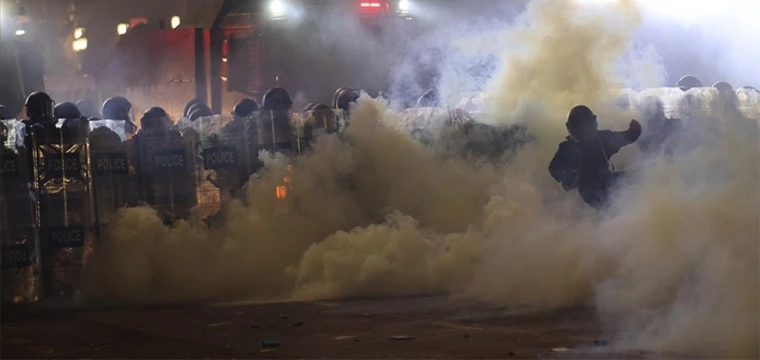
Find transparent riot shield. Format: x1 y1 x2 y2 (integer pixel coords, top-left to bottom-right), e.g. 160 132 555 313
192 114 251 219
1 119 41 303
638 87 687 119
254 110 301 157
27 120 96 297
136 128 199 223
736 87 760 121
89 120 136 238
300 108 342 149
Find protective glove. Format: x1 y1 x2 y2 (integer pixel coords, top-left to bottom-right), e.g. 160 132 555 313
627 119 642 142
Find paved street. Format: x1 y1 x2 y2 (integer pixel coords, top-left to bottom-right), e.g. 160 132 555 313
1 296 655 359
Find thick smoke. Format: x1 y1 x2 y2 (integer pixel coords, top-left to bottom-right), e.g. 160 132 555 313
80 0 758 358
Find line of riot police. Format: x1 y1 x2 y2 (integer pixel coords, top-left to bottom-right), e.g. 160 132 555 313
2 76 756 303
0 85 354 303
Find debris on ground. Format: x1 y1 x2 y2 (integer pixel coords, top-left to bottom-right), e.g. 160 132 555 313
260 348 277 353
391 335 415 341
594 339 609 346
552 347 569 352
262 340 281 348
463 334 470 339
249 323 260 329
292 321 304 327
335 335 356 340
280 314 288 320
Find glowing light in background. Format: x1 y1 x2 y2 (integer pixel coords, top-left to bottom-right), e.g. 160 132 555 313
117 23 128 35
74 27 84 39
399 0 410 11
171 16 180 29
72 38 88 52
269 0 286 19
15 29 25 36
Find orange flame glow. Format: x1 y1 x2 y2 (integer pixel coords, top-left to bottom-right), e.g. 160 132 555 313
275 164 294 199
276 185 288 199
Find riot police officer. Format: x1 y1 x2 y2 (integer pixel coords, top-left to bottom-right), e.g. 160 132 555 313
135 106 197 224
259 87 298 155
24 92 56 127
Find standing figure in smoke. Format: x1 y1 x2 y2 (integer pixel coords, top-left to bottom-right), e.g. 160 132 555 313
636 96 683 156
549 105 641 210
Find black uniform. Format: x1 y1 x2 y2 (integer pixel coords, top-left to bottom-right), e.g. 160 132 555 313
549 129 639 209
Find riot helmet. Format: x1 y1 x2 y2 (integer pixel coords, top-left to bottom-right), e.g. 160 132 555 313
676 75 703 92
416 89 441 108
302 103 316 114
740 86 758 93
76 98 99 118
102 96 133 121
262 87 293 111
332 86 351 110
141 106 170 132
334 87 360 113
183 98 205 118
25 92 55 121
187 102 211 118
233 98 259 118
54 102 82 119
712 81 733 93
189 107 213 122
0 105 13 120
566 105 598 142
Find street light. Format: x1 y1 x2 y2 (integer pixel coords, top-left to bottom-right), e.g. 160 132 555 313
171 16 180 29
73 37 88 52
117 23 128 35
74 27 84 39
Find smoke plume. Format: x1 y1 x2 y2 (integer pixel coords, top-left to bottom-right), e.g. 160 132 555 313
79 0 758 358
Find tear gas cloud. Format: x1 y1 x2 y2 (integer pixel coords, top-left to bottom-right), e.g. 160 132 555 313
81 0 758 358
